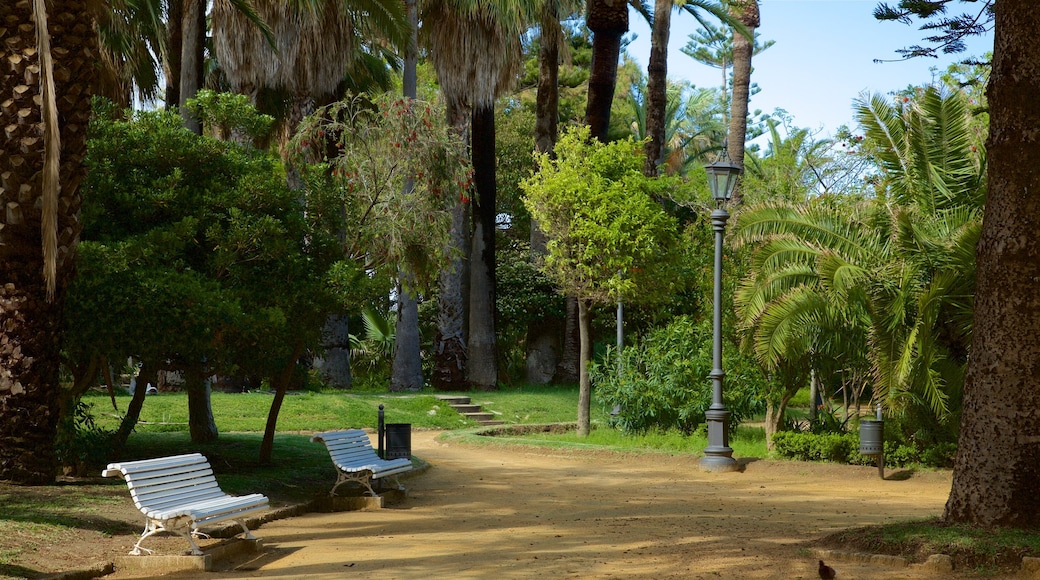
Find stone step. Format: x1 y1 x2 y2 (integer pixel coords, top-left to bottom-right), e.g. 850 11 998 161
478 420 506 426
463 412 495 422
435 395 471 405
450 404 482 414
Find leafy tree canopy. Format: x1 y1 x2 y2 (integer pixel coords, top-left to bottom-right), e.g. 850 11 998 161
522 125 683 305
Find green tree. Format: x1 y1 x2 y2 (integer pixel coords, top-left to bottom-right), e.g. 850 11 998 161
523 126 681 436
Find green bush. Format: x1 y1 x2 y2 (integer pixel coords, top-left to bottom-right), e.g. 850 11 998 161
592 316 765 434
771 430 957 468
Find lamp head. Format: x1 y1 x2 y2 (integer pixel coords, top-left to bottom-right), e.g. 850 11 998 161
705 148 742 205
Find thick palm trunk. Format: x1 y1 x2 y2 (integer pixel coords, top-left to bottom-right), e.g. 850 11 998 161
390 4 424 393
0 0 96 484
727 0 758 204
555 297 581 384
467 104 498 390
433 103 471 390
165 0 184 109
585 0 628 141
644 0 671 176
179 0 204 133
944 0 1040 528
525 4 563 384
391 283 424 391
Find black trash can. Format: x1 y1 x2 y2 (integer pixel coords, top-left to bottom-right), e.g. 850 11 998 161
384 423 412 460
859 420 884 455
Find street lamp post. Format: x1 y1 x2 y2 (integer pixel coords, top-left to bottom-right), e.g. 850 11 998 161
700 148 742 473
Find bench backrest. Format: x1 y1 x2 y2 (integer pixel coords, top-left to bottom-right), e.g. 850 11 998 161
312 429 384 467
103 453 228 514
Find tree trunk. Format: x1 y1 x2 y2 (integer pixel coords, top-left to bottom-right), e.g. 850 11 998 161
555 297 581 384
577 299 593 437
391 284 424 391
535 3 560 157
391 6 424 393
113 360 158 455
468 104 498 390
0 0 96 485
179 0 205 134
764 385 799 452
944 0 1040 528
727 0 758 205
260 342 305 464
643 0 671 177
524 5 562 384
585 0 628 142
319 315 353 389
165 0 183 109
433 102 471 390
185 370 218 443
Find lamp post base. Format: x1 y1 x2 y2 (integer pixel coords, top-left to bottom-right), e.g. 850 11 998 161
700 448 739 472
700 406 739 472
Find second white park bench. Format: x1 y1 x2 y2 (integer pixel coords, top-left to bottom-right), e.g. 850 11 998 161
103 453 269 555
312 429 414 496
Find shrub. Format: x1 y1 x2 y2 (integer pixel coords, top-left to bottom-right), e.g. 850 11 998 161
770 430 957 468
592 316 765 434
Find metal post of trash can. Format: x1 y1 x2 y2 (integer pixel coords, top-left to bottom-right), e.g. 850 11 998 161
378 404 385 459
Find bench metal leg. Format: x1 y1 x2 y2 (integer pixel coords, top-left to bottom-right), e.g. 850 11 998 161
132 518 202 556
330 470 378 497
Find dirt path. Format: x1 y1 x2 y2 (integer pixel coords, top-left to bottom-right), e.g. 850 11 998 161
109 431 958 580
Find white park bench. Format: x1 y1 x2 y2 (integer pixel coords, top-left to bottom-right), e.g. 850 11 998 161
103 453 269 556
312 429 414 496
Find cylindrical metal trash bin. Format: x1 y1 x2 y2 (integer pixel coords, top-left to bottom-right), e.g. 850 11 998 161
384 423 412 459
859 420 884 455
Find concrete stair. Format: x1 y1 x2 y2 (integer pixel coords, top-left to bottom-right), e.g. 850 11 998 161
435 395 505 426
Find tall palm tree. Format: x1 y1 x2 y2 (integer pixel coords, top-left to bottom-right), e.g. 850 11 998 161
422 0 530 390
0 0 99 484
212 0 407 392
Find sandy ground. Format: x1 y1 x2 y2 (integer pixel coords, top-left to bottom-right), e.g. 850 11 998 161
102 430 964 580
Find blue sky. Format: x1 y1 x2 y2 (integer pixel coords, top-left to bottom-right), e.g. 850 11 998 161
625 0 994 138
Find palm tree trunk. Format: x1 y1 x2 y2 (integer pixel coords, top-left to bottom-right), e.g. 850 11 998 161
391 280 424 391
166 0 184 109
585 0 628 141
467 104 498 390
555 297 581 384
727 0 758 205
644 0 671 177
179 0 204 134
390 3 424 392
433 102 471 390
525 4 563 384
0 0 96 484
